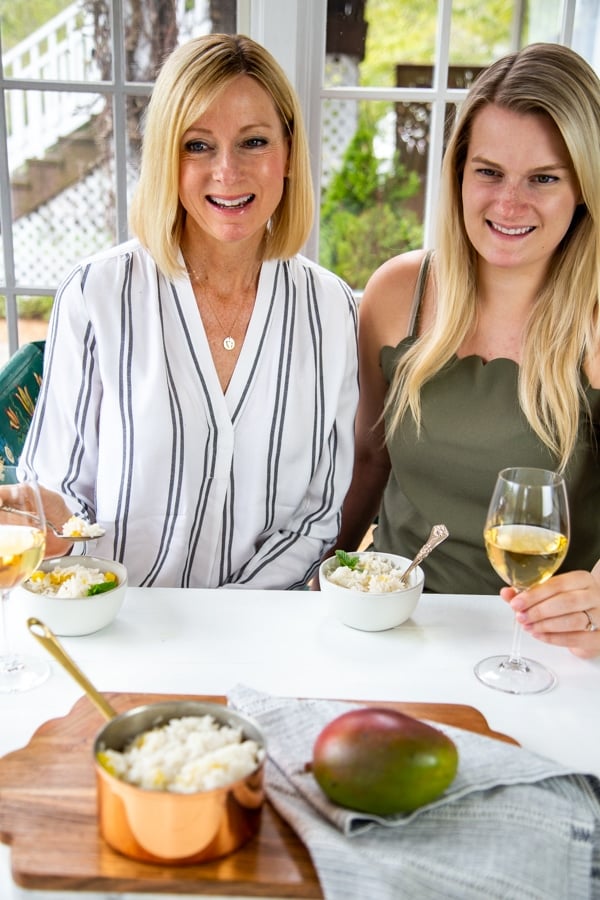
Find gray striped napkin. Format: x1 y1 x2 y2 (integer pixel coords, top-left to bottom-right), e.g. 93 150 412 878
229 685 600 900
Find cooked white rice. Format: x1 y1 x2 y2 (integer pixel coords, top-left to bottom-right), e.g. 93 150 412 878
97 715 264 793
327 552 408 593
61 515 105 538
25 563 118 598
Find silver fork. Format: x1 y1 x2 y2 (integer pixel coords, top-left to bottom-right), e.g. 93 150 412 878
0 504 103 541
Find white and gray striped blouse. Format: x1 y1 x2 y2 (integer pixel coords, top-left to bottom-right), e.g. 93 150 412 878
23 239 359 589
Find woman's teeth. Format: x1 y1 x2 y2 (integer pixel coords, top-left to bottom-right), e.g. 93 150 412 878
208 194 254 208
490 221 534 236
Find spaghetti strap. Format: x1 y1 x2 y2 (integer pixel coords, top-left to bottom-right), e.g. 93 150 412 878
406 250 433 337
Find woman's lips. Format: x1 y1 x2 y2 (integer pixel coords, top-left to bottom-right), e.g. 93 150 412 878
488 220 535 236
207 193 255 209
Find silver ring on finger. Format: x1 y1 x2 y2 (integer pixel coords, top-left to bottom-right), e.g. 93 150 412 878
583 609 599 632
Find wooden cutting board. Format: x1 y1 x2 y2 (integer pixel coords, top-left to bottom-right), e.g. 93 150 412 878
0 693 517 896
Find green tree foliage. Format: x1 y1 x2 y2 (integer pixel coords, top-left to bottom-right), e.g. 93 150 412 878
321 112 381 218
0 0 71 50
360 0 515 86
320 108 422 290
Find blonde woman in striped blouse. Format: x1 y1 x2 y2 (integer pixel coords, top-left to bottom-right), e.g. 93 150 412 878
24 35 358 589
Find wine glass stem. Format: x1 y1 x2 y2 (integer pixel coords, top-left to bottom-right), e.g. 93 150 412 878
1 590 13 662
506 587 527 665
508 614 524 665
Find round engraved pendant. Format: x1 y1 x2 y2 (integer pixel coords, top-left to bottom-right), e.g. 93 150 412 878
223 336 236 351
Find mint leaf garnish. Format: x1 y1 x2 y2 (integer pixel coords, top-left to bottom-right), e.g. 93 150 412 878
335 549 360 569
88 581 117 596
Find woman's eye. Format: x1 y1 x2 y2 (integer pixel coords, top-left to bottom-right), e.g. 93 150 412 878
243 137 268 148
476 167 499 178
533 174 558 184
183 140 209 153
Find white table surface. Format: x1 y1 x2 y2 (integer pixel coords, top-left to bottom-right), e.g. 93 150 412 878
1 585 599 899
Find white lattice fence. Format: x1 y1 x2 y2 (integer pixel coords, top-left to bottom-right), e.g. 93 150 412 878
321 55 360 196
12 163 135 286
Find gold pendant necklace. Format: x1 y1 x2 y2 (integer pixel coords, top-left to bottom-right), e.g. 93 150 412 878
183 255 246 351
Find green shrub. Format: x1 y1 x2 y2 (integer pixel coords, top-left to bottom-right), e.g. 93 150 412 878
18 296 54 321
320 108 423 290
321 205 422 289
0 296 54 321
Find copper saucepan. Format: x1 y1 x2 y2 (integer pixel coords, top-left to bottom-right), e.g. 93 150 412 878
27 617 266 864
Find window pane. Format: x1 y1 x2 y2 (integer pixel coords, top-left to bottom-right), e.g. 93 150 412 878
17 297 50 355
126 94 149 203
319 99 424 290
121 0 237 83
6 87 105 177
526 0 567 43
121 2 179 84
1 1 108 84
327 0 438 88
448 0 515 70
10 92 116 287
0 296 50 367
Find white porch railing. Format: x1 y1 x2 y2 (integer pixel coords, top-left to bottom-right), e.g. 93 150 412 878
4 5 100 174
3 0 211 175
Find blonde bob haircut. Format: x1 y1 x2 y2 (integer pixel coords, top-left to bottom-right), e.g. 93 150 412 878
386 42 600 471
129 33 314 278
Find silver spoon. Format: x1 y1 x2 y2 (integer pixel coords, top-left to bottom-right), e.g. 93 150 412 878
0 504 105 541
400 524 449 585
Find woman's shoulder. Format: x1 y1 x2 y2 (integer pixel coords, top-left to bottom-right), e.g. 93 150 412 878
58 239 151 284
81 238 143 266
360 248 431 342
364 248 429 299
53 241 163 316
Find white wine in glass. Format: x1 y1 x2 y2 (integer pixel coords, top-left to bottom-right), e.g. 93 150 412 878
474 466 570 694
0 465 50 692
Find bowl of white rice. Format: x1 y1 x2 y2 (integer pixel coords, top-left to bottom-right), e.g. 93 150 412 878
93 699 266 864
319 551 424 631
19 555 127 636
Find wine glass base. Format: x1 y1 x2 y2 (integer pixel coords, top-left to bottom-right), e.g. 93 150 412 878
474 654 557 695
0 654 51 693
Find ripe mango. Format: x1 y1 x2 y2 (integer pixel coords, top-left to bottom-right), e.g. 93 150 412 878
312 706 458 815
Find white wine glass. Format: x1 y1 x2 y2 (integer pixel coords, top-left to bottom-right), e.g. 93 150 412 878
474 466 570 695
0 465 50 692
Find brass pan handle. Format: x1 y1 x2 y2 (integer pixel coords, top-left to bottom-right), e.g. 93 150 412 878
27 617 117 721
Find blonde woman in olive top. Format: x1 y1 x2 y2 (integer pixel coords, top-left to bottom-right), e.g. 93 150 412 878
333 44 600 659
23 34 358 589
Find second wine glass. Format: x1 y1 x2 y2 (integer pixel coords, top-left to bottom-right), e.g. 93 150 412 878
474 466 570 695
0 465 50 693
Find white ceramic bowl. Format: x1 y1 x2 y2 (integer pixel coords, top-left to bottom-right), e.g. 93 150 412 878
319 551 424 631
18 555 128 636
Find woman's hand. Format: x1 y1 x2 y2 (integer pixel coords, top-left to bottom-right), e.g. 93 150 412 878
501 564 600 659
37 486 75 558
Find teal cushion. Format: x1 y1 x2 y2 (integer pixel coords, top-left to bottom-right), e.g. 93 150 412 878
0 340 45 464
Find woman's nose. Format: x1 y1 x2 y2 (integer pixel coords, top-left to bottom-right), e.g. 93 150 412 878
212 149 239 182
496 180 527 213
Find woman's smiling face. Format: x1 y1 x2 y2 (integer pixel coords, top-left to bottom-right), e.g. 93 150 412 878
461 104 580 275
179 74 290 252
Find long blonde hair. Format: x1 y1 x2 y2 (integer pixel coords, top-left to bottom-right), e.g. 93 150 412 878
385 42 600 470
129 34 314 278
